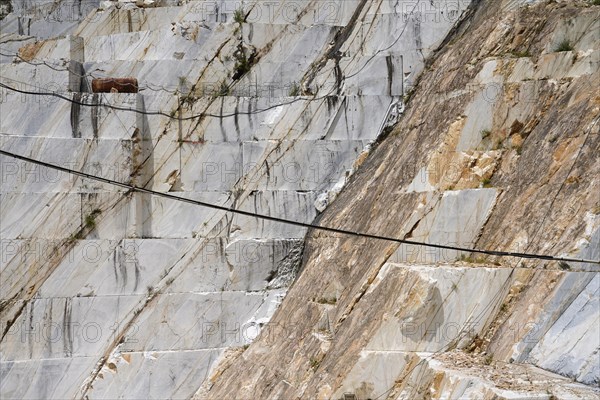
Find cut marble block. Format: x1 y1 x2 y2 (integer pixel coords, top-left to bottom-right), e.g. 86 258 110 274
298 95 391 141
0 191 130 240
150 142 243 192
0 91 149 139
84 349 223 400
0 193 131 306
193 95 391 142
241 23 335 64
1 0 98 39
457 89 498 152
83 23 233 62
527 273 600 384
0 357 97 400
0 294 144 360
84 59 206 92
0 136 133 192
75 6 183 38
363 264 513 352
28 35 85 62
234 61 313 92
230 0 360 26
241 140 367 191
230 190 317 240
307 55 408 96
34 239 192 297
169 238 304 293
1 192 83 239
391 189 498 263
139 191 233 239
344 4 472 57
0 60 81 93
119 290 282 352
0 14 80 40
341 55 404 96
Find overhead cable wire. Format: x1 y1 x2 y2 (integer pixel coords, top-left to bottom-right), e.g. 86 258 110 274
1 148 598 266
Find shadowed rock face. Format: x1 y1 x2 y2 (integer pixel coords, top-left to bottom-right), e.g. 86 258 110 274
0 0 476 399
201 1 600 399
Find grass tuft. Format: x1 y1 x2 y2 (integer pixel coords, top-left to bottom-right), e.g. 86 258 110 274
554 39 573 52
233 8 245 24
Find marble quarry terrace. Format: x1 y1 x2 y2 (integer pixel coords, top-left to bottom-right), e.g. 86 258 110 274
0 0 599 399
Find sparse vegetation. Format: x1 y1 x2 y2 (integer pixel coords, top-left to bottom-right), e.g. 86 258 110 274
509 50 531 58
558 261 571 270
590 0 600 6
554 39 574 52
492 139 504 150
67 230 84 243
481 177 492 188
233 8 245 24
316 297 337 305
403 87 415 103
460 254 487 264
217 80 230 96
181 92 198 108
309 357 321 370
289 82 300 96
484 355 493 365
233 50 251 79
513 143 523 155
84 209 102 230
480 129 491 139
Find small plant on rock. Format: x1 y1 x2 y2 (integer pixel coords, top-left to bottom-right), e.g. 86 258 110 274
309 357 321 370
233 51 251 79
554 39 573 52
289 82 300 96
233 8 245 24
84 209 102 230
509 50 531 58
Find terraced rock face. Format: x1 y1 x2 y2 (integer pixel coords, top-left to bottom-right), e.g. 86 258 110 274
0 0 475 398
201 1 600 399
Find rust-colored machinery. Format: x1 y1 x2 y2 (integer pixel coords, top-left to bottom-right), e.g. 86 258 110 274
91 78 138 93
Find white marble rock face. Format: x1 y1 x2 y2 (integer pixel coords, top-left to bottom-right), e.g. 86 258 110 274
0 0 477 398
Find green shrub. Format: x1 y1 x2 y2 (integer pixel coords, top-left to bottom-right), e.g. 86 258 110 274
289 82 300 96
84 209 102 229
509 50 531 58
554 39 573 52
233 8 245 24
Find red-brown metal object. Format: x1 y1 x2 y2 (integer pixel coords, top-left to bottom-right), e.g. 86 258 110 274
92 78 138 93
